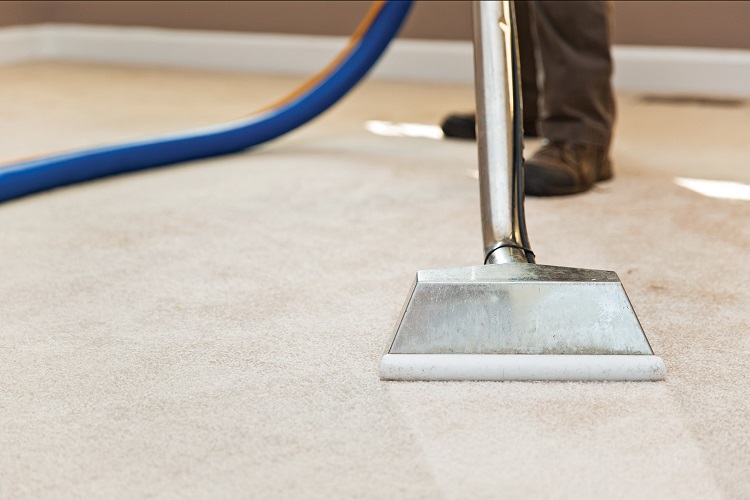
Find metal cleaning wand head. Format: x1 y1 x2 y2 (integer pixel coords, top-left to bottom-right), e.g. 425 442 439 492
379 0 665 381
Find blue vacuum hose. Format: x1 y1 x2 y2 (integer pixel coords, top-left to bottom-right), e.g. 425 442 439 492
0 1 413 203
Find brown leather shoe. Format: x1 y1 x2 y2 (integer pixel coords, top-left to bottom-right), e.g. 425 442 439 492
441 113 538 140
524 140 612 196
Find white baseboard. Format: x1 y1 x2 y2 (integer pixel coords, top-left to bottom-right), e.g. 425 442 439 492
0 26 43 64
612 46 750 97
1 24 749 96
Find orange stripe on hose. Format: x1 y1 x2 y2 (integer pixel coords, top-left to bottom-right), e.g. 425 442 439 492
250 0 386 114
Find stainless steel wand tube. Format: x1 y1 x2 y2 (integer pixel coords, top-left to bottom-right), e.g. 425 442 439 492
473 0 526 264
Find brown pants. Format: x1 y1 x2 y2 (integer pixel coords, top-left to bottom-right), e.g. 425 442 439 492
516 1 615 148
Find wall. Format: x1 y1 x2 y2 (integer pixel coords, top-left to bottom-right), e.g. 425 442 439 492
0 1 748 50
612 1 750 50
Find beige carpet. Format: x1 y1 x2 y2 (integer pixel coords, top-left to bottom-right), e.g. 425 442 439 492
1 62 749 499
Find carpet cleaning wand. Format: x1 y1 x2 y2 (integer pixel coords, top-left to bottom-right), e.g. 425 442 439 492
380 0 666 381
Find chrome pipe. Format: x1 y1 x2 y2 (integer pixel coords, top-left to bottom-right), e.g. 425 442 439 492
472 0 526 264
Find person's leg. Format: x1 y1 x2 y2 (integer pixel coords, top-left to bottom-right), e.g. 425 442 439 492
524 0 615 196
531 0 615 147
440 0 539 140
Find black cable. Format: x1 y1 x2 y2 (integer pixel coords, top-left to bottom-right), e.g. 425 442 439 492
509 1 535 263
484 243 535 264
